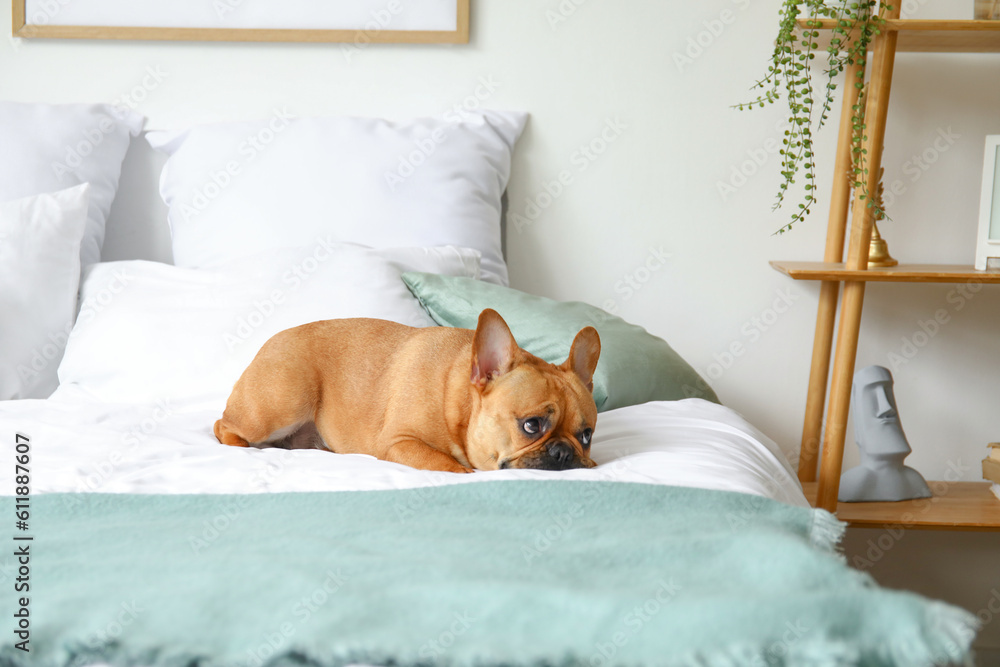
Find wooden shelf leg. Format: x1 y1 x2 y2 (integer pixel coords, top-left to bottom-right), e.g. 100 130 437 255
798 60 865 482
816 6 901 512
818 280 867 510
800 281 840 480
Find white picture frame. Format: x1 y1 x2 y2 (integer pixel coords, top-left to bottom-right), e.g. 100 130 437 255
14 0 469 44
975 135 1000 271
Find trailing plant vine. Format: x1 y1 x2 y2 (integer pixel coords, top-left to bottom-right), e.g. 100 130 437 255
735 1 891 233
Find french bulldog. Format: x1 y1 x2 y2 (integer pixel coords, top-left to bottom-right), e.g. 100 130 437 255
214 309 601 473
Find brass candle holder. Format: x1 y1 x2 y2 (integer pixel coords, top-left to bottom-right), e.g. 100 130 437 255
868 221 898 268
867 168 897 268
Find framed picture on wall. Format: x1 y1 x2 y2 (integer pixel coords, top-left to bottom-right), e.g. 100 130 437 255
976 135 1000 271
13 0 469 44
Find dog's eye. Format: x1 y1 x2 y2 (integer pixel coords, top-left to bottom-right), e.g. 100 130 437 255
580 428 593 447
522 418 542 436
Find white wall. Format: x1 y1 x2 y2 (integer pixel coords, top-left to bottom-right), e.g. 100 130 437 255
3 0 999 654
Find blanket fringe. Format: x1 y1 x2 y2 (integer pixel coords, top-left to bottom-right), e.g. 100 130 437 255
0 610 979 667
808 508 846 552
874 601 981 667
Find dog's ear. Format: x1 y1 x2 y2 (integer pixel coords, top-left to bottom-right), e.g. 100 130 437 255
471 309 519 387
562 327 601 392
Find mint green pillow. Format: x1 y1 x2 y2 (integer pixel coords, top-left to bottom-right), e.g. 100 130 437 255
402 272 719 411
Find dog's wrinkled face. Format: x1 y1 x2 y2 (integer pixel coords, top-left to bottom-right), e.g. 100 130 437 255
464 310 601 471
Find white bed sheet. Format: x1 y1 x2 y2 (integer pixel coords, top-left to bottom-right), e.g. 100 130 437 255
0 394 807 507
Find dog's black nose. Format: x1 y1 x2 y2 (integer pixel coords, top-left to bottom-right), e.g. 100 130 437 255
547 441 573 464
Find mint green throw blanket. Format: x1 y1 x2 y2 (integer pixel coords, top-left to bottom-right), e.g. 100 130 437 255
0 481 976 666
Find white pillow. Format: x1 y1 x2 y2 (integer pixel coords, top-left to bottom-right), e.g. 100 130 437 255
146 110 526 286
57 243 481 404
0 101 144 266
0 184 90 400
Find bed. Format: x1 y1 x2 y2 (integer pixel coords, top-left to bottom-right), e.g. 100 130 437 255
0 102 980 666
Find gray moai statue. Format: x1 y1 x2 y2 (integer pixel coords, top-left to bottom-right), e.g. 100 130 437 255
839 365 932 503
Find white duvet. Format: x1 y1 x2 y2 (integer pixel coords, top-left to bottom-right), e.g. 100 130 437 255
0 392 807 507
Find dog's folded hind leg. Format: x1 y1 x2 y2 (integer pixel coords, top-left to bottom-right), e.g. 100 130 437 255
214 419 251 447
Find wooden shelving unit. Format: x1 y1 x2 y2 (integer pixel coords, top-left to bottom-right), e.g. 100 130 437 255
777 12 1000 530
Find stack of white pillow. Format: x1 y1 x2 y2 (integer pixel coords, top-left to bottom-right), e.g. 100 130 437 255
0 102 143 399
0 102 526 404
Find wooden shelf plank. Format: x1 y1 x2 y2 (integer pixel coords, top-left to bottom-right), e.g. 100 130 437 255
770 261 1000 283
801 481 1000 531
798 18 1000 52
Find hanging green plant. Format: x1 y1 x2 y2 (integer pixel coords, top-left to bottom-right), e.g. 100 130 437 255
735 1 892 233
